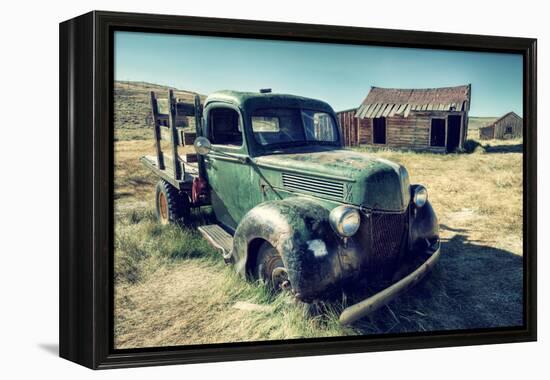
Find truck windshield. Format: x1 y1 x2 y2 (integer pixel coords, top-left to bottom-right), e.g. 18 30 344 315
251 108 338 147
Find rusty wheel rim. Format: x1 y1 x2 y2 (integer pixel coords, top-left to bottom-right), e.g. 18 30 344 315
158 192 169 224
271 267 290 291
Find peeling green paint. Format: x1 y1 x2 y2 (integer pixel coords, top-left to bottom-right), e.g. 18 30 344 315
255 148 410 211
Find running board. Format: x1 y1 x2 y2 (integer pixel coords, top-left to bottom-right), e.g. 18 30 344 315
198 224 233 262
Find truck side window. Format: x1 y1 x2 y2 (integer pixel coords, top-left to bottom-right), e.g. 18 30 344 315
209 108 243 146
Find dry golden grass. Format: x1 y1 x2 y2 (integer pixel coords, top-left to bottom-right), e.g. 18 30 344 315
114 139 357 348
114 81 206 141
115 259 353 348
113 81 523 349
113 137 523 349
467 116 498 137
356 139 523 255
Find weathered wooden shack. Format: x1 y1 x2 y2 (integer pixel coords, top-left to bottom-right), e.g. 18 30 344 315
479 112 523 140
338 85 471 152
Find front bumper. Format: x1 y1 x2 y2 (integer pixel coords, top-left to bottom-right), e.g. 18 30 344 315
339 240 441 325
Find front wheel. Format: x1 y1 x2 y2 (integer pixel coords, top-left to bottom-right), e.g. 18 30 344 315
255 241 290 291
155 180 190 225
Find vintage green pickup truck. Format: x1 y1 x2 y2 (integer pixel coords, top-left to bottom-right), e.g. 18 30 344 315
141 89 440 325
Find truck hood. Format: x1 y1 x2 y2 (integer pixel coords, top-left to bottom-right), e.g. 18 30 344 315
255 148 411 211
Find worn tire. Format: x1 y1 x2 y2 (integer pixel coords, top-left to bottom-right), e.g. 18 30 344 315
155 180 190 225
255 241 290 291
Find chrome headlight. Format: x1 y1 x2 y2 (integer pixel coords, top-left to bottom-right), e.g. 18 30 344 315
329 205 360 237
412 185 428 208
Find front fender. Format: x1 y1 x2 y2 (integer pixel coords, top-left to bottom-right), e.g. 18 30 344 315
231 197 351 300
409 199 439 251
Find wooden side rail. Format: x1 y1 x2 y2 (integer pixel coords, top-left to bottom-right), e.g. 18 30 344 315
150 90 202 181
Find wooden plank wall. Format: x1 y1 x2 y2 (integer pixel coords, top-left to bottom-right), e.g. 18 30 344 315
357 115 431 149
494 115 523 139
385 115 430 149
331 109 470 152
479 126 495 140
462 111 470 145
338 110 436 149
358 118 371 144
314 114 338 141
359 113 446 153
337 110 360 146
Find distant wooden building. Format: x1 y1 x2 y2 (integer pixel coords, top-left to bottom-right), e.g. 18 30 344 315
479 112 523 140
338 85 471 153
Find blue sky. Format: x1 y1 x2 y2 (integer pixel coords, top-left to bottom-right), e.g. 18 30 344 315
114 31 523 117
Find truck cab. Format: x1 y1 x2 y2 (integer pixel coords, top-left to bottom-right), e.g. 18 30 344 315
200 90 342 231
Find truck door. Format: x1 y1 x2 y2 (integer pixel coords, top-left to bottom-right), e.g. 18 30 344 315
204 104 254 231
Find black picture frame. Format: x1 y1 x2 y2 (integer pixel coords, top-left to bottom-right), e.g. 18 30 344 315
59 10 537 369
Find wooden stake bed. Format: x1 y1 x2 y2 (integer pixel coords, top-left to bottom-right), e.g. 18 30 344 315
141 89 205 192
140 155 198 190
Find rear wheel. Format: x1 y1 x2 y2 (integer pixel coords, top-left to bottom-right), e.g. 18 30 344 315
155 180 190 225
255 241 290 291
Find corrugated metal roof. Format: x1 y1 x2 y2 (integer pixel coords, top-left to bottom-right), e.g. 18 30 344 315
356 85 471 118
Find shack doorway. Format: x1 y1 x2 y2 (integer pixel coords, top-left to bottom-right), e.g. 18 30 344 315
430 118 446 147
372 117 386 144
447 115 462 152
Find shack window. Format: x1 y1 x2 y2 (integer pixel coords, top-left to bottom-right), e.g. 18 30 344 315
209 108 242 146
505 126 513 135
372 117 386 144
430 118 446 147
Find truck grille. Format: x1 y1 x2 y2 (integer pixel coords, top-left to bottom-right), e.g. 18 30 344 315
367 210 408 274
282 172 344 200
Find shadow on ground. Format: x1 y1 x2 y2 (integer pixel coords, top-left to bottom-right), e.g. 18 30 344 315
484 143 523 153
350 227 523 335
38 343 58 356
